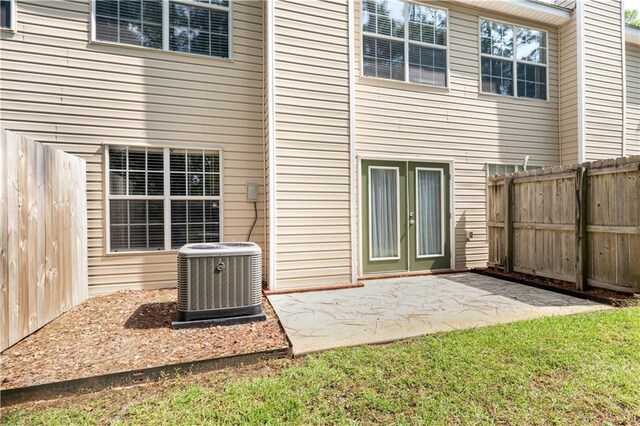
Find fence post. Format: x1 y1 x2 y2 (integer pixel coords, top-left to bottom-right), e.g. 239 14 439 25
505 176 514 273
575 167 587 291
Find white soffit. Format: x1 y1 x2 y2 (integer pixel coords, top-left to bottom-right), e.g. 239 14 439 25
452 0 571 26
627 26 640 45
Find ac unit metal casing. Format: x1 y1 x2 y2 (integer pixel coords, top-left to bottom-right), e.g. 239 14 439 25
176 242 262 322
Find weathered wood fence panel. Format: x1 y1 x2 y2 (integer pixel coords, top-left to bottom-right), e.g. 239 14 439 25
1 130 88 352
487 156 640 293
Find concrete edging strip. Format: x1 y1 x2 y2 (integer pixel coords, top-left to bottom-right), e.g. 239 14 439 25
0 346 291 407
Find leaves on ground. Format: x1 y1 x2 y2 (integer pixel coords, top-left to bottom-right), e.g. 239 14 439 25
2 308 639 425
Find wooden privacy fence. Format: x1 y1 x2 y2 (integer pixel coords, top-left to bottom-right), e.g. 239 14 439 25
487 156 640 293
1 130 88 352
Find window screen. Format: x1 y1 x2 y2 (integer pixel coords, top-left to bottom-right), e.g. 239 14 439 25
480 19 547 100
95 0 163 48
0 0 12 29
362 0 448 87
94 0 230 58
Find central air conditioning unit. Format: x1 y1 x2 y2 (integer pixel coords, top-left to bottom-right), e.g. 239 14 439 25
173 242 265 328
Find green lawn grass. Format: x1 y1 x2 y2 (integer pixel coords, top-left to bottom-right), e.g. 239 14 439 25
3 307 639 425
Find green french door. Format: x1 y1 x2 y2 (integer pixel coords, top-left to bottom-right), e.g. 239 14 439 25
362 160 451 275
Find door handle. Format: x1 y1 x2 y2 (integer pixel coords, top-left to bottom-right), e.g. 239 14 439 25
409 211 415 226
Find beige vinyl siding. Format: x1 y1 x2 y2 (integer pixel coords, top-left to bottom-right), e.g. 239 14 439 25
558 10 579 164
355 2 560 270
272 0 352 290
627 42 640 155
583 0 624 160
0 0 265 295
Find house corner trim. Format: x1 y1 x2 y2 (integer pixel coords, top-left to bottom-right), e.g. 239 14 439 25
266 0 277 290
348 0 357 283
576 0 586 163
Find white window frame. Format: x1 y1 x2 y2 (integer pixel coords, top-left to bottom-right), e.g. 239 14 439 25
361 0 449 88
90 0 233 61
478 17 549 102
415 167 445 259
0 0 17 32
104 144 224 254
485 162 543 177
368 165 402 262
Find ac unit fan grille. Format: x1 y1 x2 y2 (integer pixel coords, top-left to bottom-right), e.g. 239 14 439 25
177 253 261 312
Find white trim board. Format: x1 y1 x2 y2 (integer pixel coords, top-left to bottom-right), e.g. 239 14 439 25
621 7 627 157
348 0 357 284
266 0 277 290
576 1 586 163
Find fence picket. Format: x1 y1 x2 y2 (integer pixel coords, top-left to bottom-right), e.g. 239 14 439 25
487 156 640 293
1 130 88 352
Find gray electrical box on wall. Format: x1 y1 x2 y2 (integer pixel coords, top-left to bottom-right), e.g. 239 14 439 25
246 182 258 201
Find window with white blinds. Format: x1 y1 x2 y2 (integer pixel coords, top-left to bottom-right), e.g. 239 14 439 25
93 0 231 59
106 146 221 252
362 0 448 87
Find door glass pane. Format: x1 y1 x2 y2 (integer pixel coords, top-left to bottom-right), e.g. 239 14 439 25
370 168 399 259
417 169 442 256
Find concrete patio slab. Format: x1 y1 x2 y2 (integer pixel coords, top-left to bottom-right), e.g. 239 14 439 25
268 273 610 355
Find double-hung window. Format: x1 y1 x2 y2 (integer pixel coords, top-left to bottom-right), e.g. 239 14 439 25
480 18 547 100
94 0 231 58
106 146 222 253
362 0 448 87
0 0 15 30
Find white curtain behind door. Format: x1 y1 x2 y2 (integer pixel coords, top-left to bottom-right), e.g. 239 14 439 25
417 169 442 256
370 168 399 259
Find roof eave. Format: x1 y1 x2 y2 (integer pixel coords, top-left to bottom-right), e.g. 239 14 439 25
451 0 572 26
626 25 640 45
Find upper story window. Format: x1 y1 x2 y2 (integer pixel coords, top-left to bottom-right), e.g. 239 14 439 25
94 0 231 59
362 0 448 87
106 146 222 253
1 0 15 30
480 19 547 100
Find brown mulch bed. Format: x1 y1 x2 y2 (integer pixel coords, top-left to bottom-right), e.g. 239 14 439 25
0 290 289 390
479 268 640 305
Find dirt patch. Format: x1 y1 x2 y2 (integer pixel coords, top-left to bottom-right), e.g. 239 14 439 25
0 289 289 390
